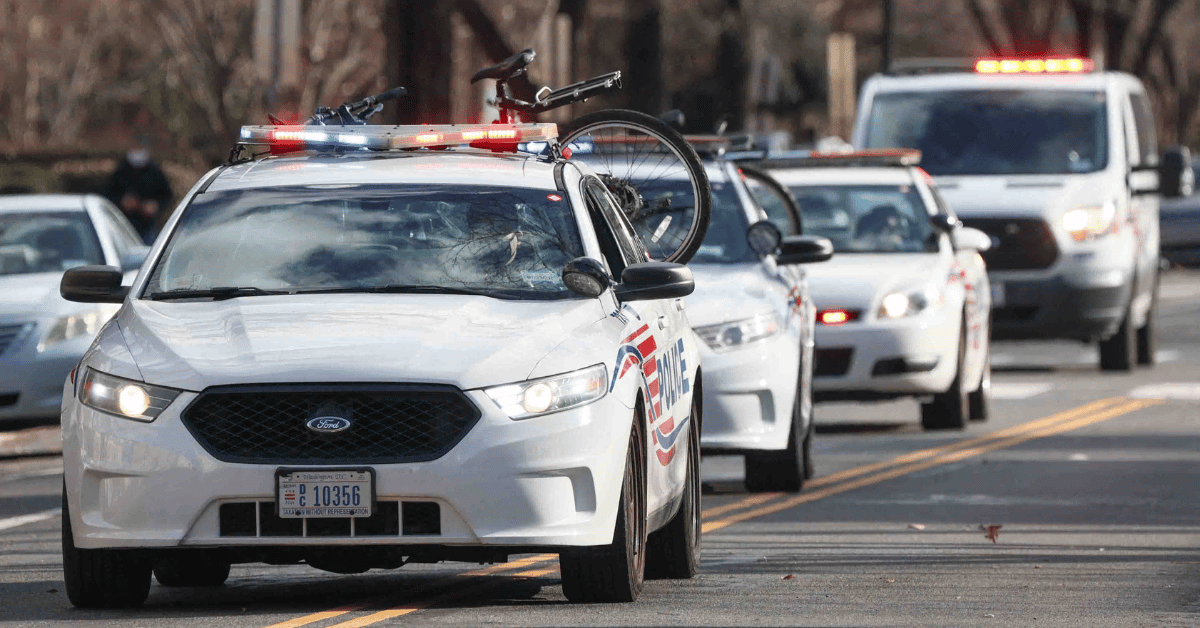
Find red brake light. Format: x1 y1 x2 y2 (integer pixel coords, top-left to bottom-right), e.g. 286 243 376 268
819 309 859 325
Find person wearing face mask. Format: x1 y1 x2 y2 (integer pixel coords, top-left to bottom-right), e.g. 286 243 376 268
104 143 174 243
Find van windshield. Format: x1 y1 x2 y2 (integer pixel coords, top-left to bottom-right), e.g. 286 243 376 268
864 90 1108 176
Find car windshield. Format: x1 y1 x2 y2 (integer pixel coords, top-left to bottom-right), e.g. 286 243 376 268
787 184 937 253
0 212 104 276
144 184 586 299
649 176 753 264
864 90 1108 176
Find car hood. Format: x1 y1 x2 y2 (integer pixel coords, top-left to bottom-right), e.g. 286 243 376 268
118 294 607 391
0 272 66 319
933 171 1122 219
804 253 945 312
685 263 780 326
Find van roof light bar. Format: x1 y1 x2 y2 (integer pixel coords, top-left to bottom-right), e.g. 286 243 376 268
887 57 1095 75
743 148 922 170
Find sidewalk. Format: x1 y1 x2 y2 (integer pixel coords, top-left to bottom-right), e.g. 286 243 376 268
0 426 61 459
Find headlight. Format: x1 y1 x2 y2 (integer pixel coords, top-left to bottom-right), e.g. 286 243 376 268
877 286 944 319
484 364 608 420
1063 200 1117 241
38 308 115 351
79 368 180 422
693 311 781 351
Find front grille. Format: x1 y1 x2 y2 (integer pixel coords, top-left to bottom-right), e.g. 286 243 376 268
219 501 435 537
814 347 853 377
960 218 1058 270
0 323 32 356
182 384 481 464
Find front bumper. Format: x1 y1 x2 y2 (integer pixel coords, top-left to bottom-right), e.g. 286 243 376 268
990 270 1131 341
0 322 86 422
813 309 959 401
62 386 631 550
698 337 799 454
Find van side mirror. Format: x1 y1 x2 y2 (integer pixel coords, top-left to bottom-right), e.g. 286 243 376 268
1160 147 1194 198
613 262 694 302
61 265 129 303
776 235 834 265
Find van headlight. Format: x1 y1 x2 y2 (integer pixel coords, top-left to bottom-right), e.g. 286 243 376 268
484 364 608 420
878 286 944 319
693 311 781 351
79 369 180 422
38 308 116 351
1063 200 1117 241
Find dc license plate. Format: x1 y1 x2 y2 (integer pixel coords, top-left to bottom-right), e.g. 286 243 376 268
276 468 374 518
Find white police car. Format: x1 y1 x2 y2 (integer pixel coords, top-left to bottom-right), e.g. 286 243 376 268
657 141 831 492
58 123 701 607
757 151 993 430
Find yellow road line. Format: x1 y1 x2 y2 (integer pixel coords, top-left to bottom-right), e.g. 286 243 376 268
700 491 783 518
701 398 1161 534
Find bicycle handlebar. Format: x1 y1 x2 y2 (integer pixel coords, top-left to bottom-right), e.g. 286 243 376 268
303 86 408 125
347 86 408 111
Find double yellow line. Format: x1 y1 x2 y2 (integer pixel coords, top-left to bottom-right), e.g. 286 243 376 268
265 395 1161 628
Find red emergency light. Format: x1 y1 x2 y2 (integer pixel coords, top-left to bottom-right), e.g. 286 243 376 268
819 309 860 325
239 123 558 153
974 57 1093 74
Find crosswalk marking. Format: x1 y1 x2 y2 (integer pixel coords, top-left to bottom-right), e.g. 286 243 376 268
990 383 1053 399
1128 383 1200 400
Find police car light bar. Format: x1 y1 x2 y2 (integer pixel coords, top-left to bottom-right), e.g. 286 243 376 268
238 123 558 152
975 57 1093 74
747 148 921 170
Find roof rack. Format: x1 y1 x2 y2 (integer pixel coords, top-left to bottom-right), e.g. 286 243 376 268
740 148 922 169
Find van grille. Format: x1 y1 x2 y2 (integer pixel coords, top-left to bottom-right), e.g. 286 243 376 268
960 218 1058 270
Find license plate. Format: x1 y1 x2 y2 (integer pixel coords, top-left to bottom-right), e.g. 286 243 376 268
276 468 374 518
990 282 1005 308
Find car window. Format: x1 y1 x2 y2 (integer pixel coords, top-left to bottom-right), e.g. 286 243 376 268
1129 91 1158 167
865 90 1108 175
584 177 646 267
787 184 937 253
0 212 105 276
692 176 754 264
145 184 586 299
743 176 797 235
97 200 143 252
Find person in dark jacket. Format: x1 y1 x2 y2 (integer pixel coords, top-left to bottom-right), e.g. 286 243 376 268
104 146 173 243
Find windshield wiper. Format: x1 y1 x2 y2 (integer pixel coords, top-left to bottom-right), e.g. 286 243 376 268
148 286 288 301
292 285 519 299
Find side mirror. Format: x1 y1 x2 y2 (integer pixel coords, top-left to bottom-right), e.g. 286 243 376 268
60 265 129 303
776 235 834 265
952 226 992 252
613 262 695 302
1159 147 1193 198
746 220 782 256
561 257 611 298
930 214 961 233
119 245 151 273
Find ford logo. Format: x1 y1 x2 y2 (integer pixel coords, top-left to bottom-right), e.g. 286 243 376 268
307 416 351 434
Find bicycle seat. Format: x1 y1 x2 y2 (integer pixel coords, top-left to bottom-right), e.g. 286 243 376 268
471 49 536 83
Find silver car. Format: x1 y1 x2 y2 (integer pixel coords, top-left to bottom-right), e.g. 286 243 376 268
0 194 147 422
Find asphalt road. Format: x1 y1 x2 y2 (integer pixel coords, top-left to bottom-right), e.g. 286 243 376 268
2 270 1200 627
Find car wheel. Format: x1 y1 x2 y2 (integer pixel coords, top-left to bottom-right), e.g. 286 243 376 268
744 378 807 493
154 553 231 587
968 341 991 422
560 408 647 603
646 397 701 580
1136 275 1158 366
1099 303 1136 371
62 487 152 609
921 319 969 431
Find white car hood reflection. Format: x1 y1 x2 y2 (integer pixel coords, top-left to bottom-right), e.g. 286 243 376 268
119 294 607 391
804 253 944 313
685 263 778 327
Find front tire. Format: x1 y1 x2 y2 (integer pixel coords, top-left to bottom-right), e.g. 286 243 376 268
968 342 991 422
921 319 969 431
62 489 152 609
1136 275 1158 366
1099 304 1136 371
560 410 647 603
646 398 701 580
744 378 809 493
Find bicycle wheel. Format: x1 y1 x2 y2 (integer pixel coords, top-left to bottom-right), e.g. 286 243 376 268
738 164 802 236
558 110 711 264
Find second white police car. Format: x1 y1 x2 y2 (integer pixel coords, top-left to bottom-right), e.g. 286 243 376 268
59 123 702 607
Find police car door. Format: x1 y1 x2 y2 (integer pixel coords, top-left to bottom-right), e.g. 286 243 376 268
583 177 692 516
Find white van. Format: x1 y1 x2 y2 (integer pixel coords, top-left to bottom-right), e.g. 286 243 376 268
853 58 1191 370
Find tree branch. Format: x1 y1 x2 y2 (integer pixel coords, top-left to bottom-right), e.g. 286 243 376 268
963 0 1006 55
